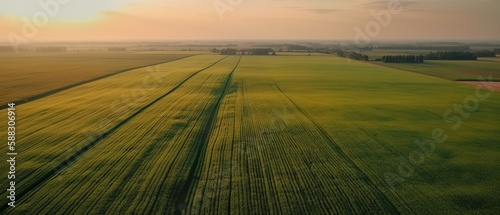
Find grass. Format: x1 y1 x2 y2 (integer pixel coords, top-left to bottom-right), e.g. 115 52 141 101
0 51 198 105
1 54 499 214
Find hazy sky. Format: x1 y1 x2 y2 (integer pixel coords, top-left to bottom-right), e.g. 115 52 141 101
1 0 499 42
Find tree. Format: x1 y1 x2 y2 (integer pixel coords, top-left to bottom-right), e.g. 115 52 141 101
381 55 424 63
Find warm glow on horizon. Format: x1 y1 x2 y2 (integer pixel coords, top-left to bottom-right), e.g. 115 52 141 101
1 0 499 42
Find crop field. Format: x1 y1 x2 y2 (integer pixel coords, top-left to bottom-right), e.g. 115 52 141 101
374 60 500 81
1 54 499 214
0 51 199 105
478 56 500 62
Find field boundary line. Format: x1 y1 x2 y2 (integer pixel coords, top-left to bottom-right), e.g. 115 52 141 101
0 54 197 109
175 55 242 215
0 56 229 213
272 82 400 214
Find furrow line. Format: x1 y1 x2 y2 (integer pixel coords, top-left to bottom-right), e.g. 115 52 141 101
175 55 242 215
272 82 401 214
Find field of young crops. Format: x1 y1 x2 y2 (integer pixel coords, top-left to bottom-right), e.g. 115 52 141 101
374 59 500 81
0 51 198 105
1 54 499 214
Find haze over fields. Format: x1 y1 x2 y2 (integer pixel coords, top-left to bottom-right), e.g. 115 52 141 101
1 0 500 41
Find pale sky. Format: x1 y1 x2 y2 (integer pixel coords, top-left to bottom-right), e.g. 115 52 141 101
0 0 499 42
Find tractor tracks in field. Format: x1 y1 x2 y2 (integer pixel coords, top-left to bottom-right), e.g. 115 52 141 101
0 55 195 109
0 56 229 213
271 82 400 214
175 55 242 215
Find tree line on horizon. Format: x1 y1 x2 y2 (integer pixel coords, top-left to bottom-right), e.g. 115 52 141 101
217 48 276 55
35 46 67 52
336 50 369 61
375 45 470 51
426 51 477 60
108 47 127 51
381 55 424 63
473 50 496 57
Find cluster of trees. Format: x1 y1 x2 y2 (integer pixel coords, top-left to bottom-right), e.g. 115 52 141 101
108 47 127 51
495 49 500 55
376 45 470 50
220 48 238 55
426 51 477 60
173 44 237 47
35 46 67 52
219 48 275 55
382 55 424 63
246 48 275 55
473 50 496 57
336 50 369 61
360 45 373 51
281 44 312 51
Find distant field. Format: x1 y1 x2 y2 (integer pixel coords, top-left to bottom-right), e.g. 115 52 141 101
1 54 498 214
0 51 198 105
478 56 500 62
461 81 500 91
0 54 227 213
363 50 500 62
262 56 500 213
373 60 500 81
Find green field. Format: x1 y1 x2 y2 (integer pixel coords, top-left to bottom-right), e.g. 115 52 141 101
0 51 200 105
1 54 499 214
374 60 500 81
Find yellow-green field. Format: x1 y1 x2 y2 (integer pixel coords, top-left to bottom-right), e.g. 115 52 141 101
1 54 499 214
374 60 500 81
0 51 199 105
